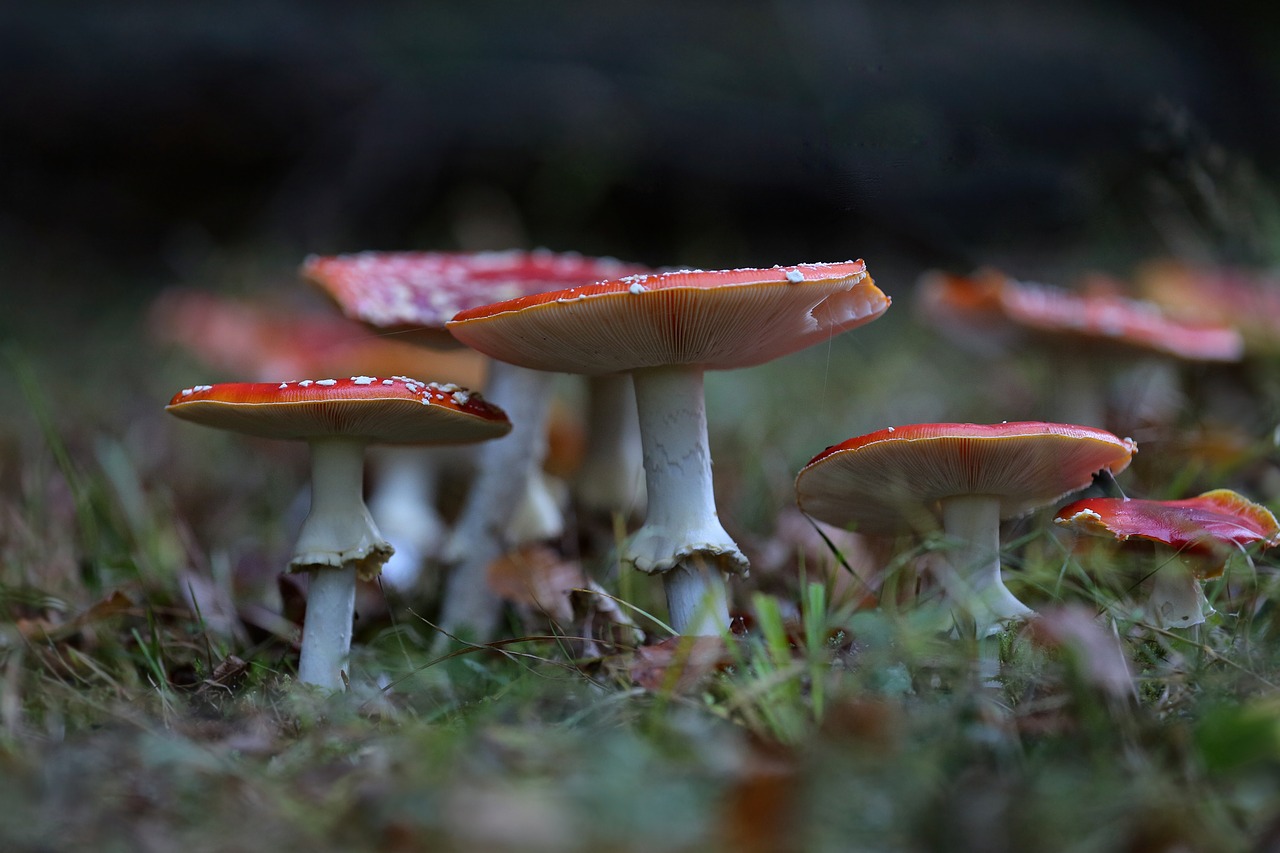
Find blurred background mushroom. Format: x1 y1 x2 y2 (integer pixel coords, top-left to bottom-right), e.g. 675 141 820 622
915 268 1244 432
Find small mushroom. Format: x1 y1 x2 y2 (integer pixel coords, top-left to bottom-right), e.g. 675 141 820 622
166 376 510 689
795 422 1138 638
449 261 889 635
1055 489 1280 628
149 287 486 590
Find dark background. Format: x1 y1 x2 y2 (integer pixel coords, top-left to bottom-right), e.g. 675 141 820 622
3 0 1278 303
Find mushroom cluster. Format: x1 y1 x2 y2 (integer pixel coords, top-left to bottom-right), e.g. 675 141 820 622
303 249 655 640
166 244 1275 693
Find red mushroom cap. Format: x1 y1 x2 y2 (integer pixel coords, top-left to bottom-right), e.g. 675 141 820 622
166 376 510 444
1054 489 1280 572
302 249 651 347
149 289 487 387
918 269 1243 361
1137 259 1280 355
796 421 1137 534
446 261 888 374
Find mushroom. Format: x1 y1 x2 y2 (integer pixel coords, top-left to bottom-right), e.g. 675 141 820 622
302 249 652 640
166 376 510 689
448 261 889 635
1136 259 1280 356
1054 489 1280 628
916 269 1243 428
795 422 1138 638
149 287 486 590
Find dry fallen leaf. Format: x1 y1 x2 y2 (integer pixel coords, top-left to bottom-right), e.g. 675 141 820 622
16 589 134 643
486 544 583 624
629 635 730 693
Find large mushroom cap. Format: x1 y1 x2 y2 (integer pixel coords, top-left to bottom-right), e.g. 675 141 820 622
918 269 1244 362
1137 259 1280 355
302 249 650 347
1055 489 1280 571
166 376 510 444
446 261 888 375
796 422 1137 534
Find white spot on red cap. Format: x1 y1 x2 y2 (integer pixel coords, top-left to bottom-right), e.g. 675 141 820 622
785 270 805 283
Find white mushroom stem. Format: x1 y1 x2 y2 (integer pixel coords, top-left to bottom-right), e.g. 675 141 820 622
627 365 742 635
292 438 389 574
1147 553 1210 628
367 445 447 591
298 568 356 690
509 467 567 544
937 494 1034 639
292 437 391 690
438 362 557 641
574 374 647 519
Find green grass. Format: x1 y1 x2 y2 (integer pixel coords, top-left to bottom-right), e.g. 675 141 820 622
3 267 1280 851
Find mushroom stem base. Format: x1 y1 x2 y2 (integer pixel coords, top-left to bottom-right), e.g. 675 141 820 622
293 438 391 581
1148 554 1210 628
297 568 356 690
939 494 1034 639
663 557 731 636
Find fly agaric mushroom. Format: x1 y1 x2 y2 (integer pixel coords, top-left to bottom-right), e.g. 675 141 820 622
1055 489 1280 628
166 376 510 689
1136 259 1280 356
303 249 652 640
795 422 1137 638
917 269 1243 428
150 288 487 590
448 261 889 635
